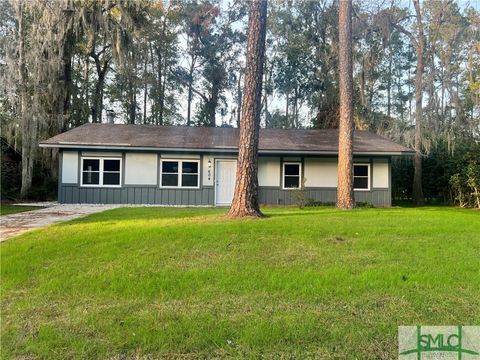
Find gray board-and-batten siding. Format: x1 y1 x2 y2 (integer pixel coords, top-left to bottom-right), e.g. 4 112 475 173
58 184 391 206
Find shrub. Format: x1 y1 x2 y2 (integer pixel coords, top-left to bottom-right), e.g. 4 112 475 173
449 160 480 209
392 138 480 206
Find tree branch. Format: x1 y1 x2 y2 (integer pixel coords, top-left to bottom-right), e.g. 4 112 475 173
190 86 209 103
424 1 450 60
393 23 418 48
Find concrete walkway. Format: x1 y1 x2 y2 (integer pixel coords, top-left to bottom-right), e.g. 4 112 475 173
0 204 120 241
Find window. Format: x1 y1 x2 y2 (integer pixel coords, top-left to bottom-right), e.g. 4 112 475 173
82 159 100 185
161 161 179 187
283 162 301 189
353 164 370 190
181 161 199 187
103 159 121 185
160 160 199 188
81 158 121 187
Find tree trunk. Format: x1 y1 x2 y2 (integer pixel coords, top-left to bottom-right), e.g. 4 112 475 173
156 46 166 125
91 55 108 123
236 72 242 128
360 56 366 108
128 83 136 124
408 69 413 121
263 66 268 127
186 56 196 126
59 16 75 131
92 73 105 123
159 17 168 125
293 86 299 128
18 0 32 198
285 92 289 123
208 95 218 127
150 45 158 124
336 0 355 209
143 56 148 124
227 0 267 218
187 84 193 126
387 51 392 118
441 63 445 118
412 0 425 205
81 57 90 126
160 55 168 125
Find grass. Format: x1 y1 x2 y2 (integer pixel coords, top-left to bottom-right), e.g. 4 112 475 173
1 206 479 359
0 204 44 216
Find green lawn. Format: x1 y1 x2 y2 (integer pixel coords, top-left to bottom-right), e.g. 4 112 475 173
1 207 479 359
0 204 44 216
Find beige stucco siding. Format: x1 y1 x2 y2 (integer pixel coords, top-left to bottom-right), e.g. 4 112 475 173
62 151 78 183
258 157 280 187
125 153 158 185
304 158 338 188
372 159 389 188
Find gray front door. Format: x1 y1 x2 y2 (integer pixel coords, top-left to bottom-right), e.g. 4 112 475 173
215 160 237 205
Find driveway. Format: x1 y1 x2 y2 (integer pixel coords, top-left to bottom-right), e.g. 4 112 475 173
0 204 120 241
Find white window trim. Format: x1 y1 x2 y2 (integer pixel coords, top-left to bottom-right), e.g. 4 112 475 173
353 163 370 191
282 162 302 190
80 157 122 188
160 159 200 189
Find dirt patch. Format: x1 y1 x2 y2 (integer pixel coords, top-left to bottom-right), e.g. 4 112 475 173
329 236 352 244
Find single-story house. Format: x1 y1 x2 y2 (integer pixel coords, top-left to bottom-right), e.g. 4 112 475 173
39 123 414 206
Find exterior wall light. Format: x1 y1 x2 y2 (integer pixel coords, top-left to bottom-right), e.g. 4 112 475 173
207 159 212 181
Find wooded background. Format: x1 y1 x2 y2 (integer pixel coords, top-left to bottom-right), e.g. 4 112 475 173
0 0 479 207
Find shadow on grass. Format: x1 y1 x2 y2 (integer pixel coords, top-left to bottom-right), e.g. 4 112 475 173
58 206 328 228
0 205 46 216
54 204 472 230
59 206 228 226
392 199 460 208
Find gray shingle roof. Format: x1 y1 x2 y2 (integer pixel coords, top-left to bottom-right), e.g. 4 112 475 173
39 123 414 155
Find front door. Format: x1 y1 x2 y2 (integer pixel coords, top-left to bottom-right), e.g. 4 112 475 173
215 160 237 205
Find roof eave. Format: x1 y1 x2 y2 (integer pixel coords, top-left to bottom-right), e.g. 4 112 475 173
39 142 415 156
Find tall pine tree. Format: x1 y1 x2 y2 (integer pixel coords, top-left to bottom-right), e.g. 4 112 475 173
227 0 267 218
336 0 355 209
